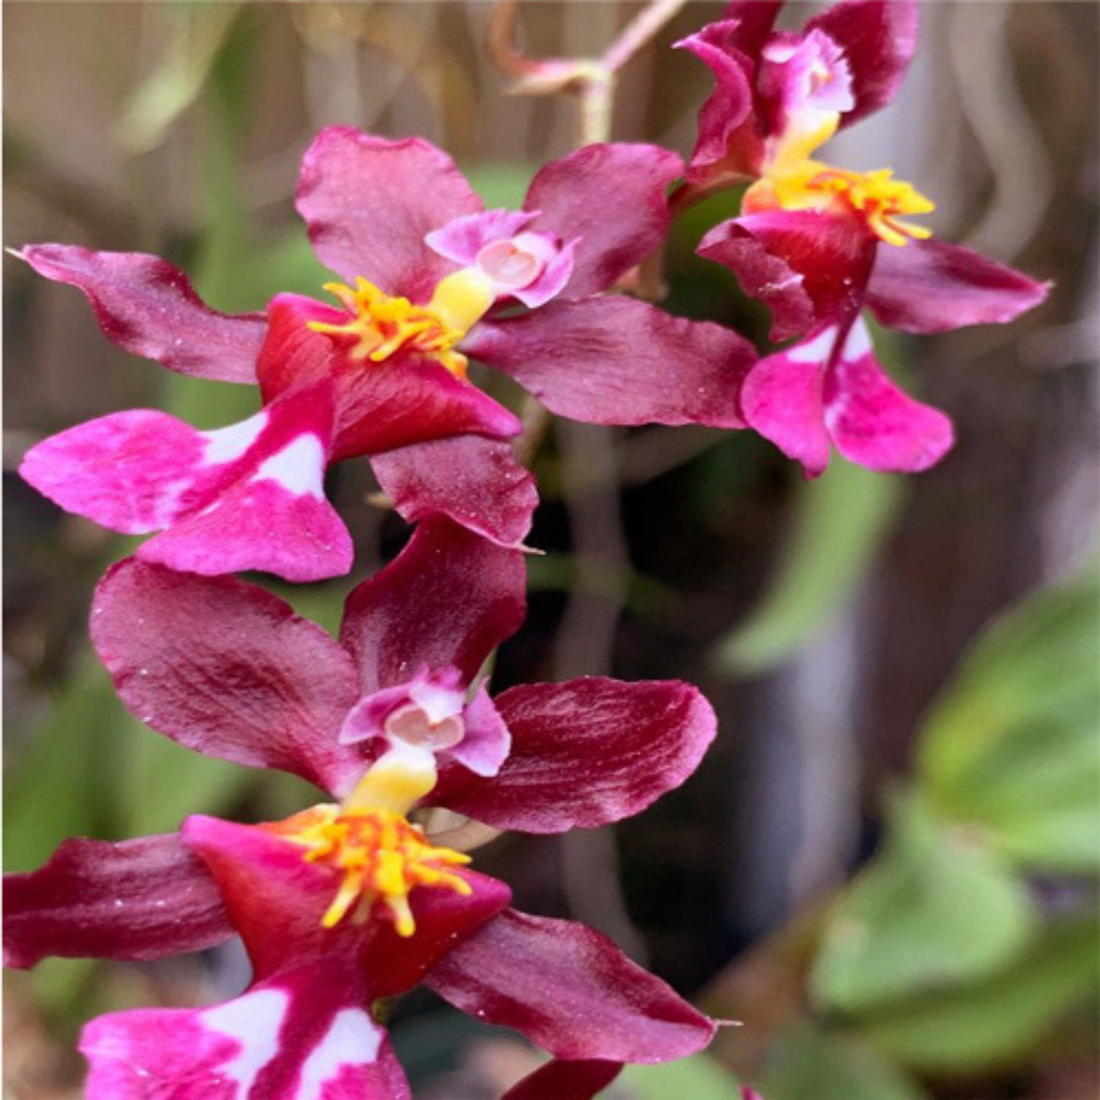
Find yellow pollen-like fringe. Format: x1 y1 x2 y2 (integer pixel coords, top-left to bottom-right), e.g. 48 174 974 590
748 160 935 247
263 804 472 937
307 277 470 379
807 168 934 247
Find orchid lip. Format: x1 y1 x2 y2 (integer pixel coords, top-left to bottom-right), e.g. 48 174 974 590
307 277 470 379
264 803 472 936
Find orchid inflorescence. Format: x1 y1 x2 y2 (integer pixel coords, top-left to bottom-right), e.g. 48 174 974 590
5 3 1047 1098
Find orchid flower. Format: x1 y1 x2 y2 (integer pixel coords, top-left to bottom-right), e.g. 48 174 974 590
679 0 1048 476
5 517 719 1097
17 127 756 581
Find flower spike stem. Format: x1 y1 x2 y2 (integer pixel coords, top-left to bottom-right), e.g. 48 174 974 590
491 0 687 462
601 0 688 74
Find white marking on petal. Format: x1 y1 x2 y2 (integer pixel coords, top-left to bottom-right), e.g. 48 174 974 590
842 317 874 361
407 682 466 726
201 987 288 1095
150 476 193 528
203 410 269 466
253 435 326 499
786 327 838 364
297 1008 382 1100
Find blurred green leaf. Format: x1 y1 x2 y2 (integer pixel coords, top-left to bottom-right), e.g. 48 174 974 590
760 1023 929 1100
116 716 252 838
462 163 533 211
715 458 903 675
620 1052 740 1099
811 794 1036 1014
864 913 1100 1072
116 3 243 153
918 568 1100 873
4 661 121 871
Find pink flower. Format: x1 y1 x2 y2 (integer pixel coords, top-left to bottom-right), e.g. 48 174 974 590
679 0 1048 475
5 518 720 1097
18 129 755 580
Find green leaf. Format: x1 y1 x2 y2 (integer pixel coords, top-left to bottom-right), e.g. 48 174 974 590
116 4 244 153
811 794 1036 1014
620 1053 740 1099
4 660 122 871
462 163 533 211
864 914 1100 1072
918 569 1100 873
116 714 253 838
760 1023 929 1100
715 457 903 675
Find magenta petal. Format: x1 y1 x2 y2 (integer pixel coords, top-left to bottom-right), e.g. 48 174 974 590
91 558 364 796
741 332 833 477
807 0 919 127
371 435 537 549
20 409 208 534
450 684 512 778
22 389 354 582
865 238 1051 334
435 678 717 833
825 321 954 472
295 128 481 302
183 815 511 992
466 298 753 428
81 970 410 1100
341 515 526 694
137 466 353 582
425 209 540 266
698 209 875 341
676 20 761 181
16 245 265 383
503 1060 623 1100
523 144 684 299
3 833 231 969
427 909 717 1062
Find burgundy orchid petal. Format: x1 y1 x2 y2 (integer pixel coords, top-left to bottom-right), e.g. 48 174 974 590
370 434 537 550
741 331 833 477
523 144 684 299
697 209 875 341
426 909 717 1063
81 966 411 1100
15 245 265 383
434 678 717 833
259 294 521 460
825 319 954 472
806 0 919 127
182 815 511 993
721 0 785 57
503 1059 623 1100
3 834 231 969
340 515 527 694
295 128 482 303
865 238 1051 334
91 558 364 797
465 298 754 428
676 20 761 182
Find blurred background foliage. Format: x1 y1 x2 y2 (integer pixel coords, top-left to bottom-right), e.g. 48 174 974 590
3 3 1097 1098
